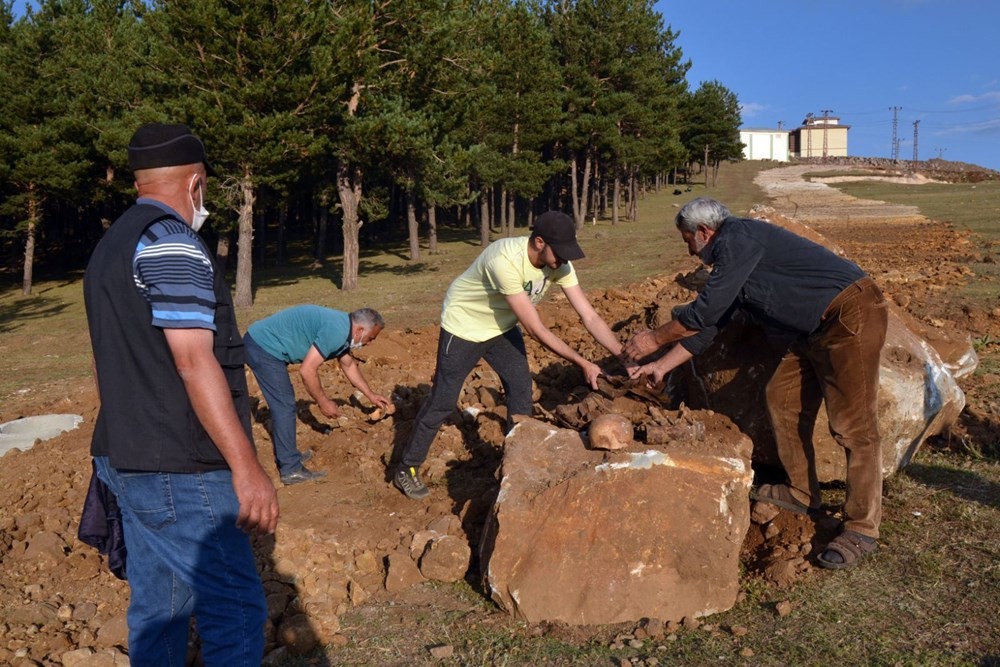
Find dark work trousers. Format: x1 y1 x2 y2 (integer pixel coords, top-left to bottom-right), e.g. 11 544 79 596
765 276 889 538
400 327 533 468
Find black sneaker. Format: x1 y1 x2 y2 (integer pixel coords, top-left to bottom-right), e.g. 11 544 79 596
280 466 327 486
393 465 429 500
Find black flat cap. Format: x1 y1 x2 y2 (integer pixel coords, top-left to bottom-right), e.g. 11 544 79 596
128 123 216 175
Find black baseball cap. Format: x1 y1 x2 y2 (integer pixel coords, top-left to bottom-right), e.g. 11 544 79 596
128 123 217 176
531 211 585 261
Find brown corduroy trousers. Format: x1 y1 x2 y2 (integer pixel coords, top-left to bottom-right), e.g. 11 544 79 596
765 276 889 538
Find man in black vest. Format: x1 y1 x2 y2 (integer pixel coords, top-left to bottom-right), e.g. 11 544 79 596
84 123 278 665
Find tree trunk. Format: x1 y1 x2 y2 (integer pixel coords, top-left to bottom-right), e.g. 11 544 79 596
479 189 491 247
630 171 639 223
337 81 364 290
612 175 620 225
216 235 230 274
277 204 287 266
570 149 592 230
22 184 38 296
427 204 438 254
314 192 329 265
406 183 420 261
337 160 363 291
234 170 256 308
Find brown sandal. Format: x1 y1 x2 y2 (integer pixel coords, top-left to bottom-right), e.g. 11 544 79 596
817 530 879 570
749 483 818 516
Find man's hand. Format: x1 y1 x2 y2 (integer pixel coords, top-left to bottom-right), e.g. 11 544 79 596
617 354 642 379
637 361 670 386
369 393 392 411
318 399 339 419
231 460 279 534
580 360 603 390
623 329 661 362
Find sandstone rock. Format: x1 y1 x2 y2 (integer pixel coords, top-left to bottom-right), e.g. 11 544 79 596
354 549 379 574
348 579 369 606
429 644 454 659
409 530 442 559
418 535 471 583
481 418 752 625
65 648 130 666
384 552 423 593
94 614 128 648
22 531 67 564
4 602 59 626
277 614 319 655
425 514 462 535
60 647 96 667
750 500 781 525
266 592 290 620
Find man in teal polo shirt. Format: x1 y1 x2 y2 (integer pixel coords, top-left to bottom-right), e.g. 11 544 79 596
244 306 391 485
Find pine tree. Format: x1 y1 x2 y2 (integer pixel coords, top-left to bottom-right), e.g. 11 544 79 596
0 2 93 295
141 0 331 306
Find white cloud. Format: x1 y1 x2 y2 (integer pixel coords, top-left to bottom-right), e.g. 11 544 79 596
935 118 1000 136
739 102 767 118
947 91 1000 106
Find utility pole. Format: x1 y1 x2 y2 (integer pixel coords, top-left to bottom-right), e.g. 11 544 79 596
912 120 920 162
889 106 902 161
820 109 832 160
805 112 814 158
777 120 784 130
934 146 946 160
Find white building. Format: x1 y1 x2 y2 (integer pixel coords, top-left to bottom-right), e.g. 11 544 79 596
739 128 790 162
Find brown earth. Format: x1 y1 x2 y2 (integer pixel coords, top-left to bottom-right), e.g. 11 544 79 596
2 162 999 665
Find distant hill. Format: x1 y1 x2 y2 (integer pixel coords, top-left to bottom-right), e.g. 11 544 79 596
791 155 999 183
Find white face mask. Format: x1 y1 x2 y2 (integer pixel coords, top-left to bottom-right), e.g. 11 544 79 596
348 336 363 351
189 175 210 233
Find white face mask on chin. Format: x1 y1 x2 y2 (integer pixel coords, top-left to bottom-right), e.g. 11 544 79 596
189 175 210 233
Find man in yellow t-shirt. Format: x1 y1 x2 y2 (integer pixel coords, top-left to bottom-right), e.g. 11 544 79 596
392 211 629 500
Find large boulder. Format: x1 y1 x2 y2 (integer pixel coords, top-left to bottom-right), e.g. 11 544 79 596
480 417 753 625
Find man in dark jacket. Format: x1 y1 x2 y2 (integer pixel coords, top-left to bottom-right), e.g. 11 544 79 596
84 123 278 665
624 197 888 571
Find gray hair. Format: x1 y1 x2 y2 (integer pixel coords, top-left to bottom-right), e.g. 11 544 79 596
350 308 385 332
675 197 730 233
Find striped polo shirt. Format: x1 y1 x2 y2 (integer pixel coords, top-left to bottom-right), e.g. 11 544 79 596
131 198 216 330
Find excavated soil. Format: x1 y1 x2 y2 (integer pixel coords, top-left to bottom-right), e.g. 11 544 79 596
2 162 1000 665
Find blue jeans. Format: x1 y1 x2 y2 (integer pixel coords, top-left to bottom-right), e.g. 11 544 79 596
243 332 304 476
401 327 532 467
94 456 266 667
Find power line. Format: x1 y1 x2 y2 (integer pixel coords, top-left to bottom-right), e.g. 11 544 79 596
889 106 902 161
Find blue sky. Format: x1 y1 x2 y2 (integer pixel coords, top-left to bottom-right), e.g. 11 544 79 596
655 0 1000 171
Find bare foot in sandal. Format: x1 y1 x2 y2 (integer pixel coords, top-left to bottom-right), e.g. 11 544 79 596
817 530 878 570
